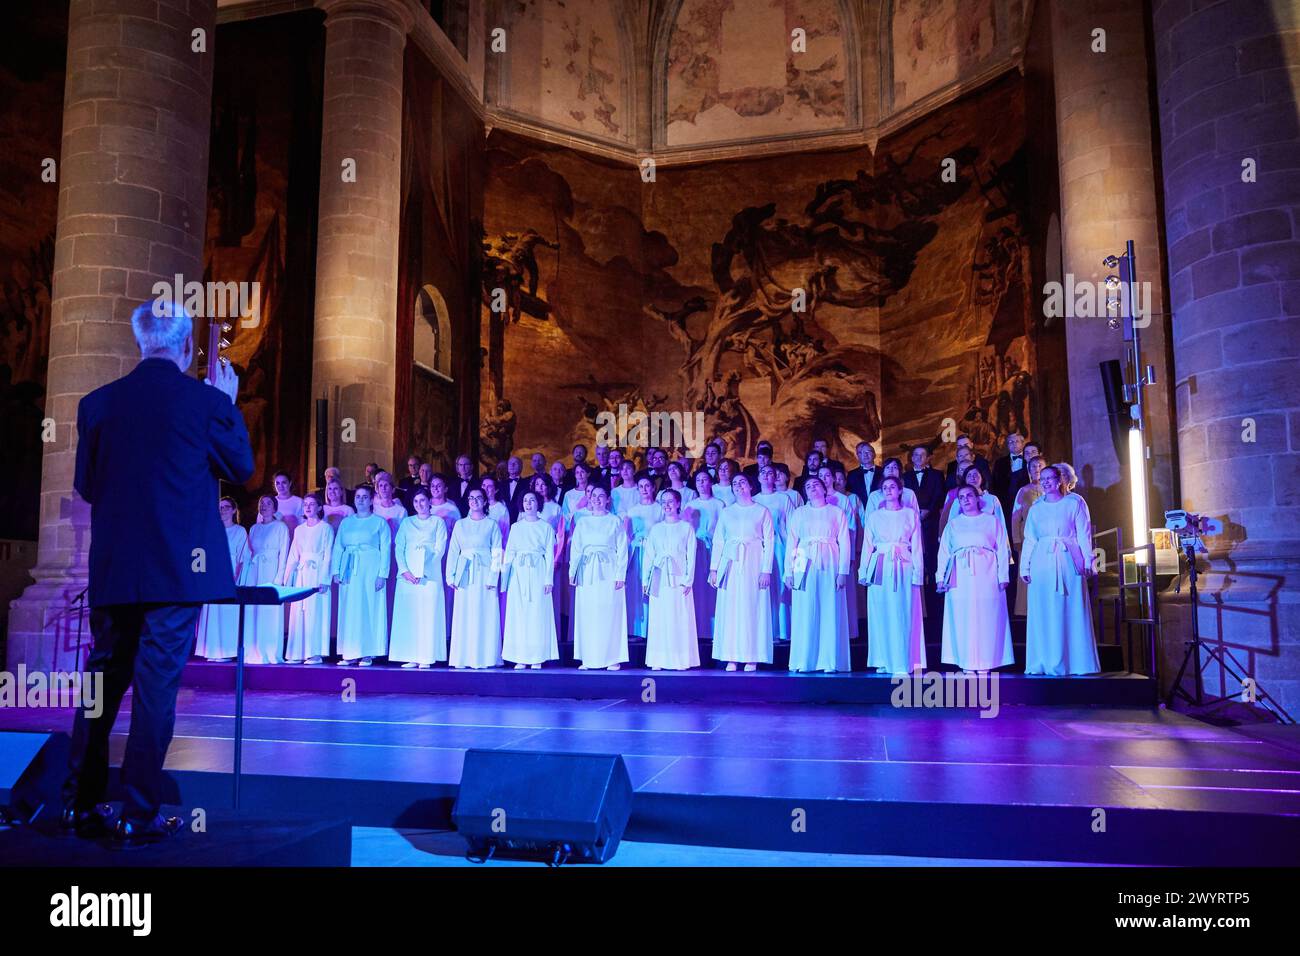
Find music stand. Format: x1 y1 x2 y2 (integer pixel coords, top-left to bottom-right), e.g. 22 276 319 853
213 585 319 809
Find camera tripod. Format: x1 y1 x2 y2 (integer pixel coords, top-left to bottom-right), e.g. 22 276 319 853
1165 539 1291 723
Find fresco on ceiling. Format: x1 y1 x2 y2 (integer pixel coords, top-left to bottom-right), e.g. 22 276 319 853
494 0 630 144
890 0 1003 112
665 0 850 146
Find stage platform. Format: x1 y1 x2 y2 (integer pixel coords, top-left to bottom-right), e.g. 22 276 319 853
2 688 1296 865
179 640 1150 707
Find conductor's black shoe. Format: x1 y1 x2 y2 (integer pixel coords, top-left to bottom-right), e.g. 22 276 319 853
59 803 116 839
112 813 183 848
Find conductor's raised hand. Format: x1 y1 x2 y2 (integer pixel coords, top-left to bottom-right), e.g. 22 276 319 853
207 358 240 404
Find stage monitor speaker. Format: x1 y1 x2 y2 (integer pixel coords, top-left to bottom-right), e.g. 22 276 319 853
452 749 633 864
0 731 70 825
1099 359 1128 464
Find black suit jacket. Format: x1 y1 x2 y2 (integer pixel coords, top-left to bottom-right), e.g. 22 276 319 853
905 467 946 534
991 454 1032 517
75 358 254 607
846 465 884 504
502 475 531 522
451 476 479 517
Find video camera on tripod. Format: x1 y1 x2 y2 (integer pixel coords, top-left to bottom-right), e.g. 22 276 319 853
1164 510 1223 553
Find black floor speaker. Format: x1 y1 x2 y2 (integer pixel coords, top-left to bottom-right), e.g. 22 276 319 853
0 731 70 826
452 749 633 864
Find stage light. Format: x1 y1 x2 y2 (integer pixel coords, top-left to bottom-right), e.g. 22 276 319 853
1102 254 1120 268
1105 274 1121 289
1129 426 1149 564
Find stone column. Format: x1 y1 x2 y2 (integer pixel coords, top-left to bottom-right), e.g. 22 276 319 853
1152 0 1300 714
1050 0 1176 511
309 0 413 482
7 0 217 671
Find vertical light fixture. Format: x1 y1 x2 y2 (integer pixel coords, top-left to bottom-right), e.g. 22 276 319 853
1105 241 1152 565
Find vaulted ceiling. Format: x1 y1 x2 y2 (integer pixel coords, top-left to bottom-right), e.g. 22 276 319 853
484 0 1033 158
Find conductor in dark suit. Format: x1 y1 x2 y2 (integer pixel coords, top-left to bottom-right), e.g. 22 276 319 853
61 300 253 845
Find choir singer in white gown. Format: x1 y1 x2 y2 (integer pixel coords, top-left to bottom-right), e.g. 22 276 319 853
642 490 699 670
502 491 559 669
710 474 775 671
754 465 795 643
283 492 334 663
330 485 391 666
785 477 851 673
389 488 450 668
1021 464 1100 675
936 485 1014 672
195 497 248 661
859 475 925 676
446 488 504 669
243 495 289 664
568 486 630 670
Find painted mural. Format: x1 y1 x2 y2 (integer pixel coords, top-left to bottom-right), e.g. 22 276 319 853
482 73 1062 473
665 0 851 146
492 0 632 144
0 1 65 540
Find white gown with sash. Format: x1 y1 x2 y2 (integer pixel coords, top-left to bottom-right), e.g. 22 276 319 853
389 514 449 665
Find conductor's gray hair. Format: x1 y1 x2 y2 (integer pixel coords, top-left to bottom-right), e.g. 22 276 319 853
132 299 193 358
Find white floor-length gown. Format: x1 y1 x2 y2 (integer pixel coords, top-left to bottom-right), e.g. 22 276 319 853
936 511 1014 671
825 491 862 639
446 515 503 668
785 503 851 672
389 514 449 665
754 490 796 642
275 494 304 536
429 501 461 645
330 512 391 660
243 518 290 664
611 484 639 516
195 523 248 659
373 499 408 644
624 502 662 638
539 500 566 636
284 519 334 660
860 505 926 675
1022 494 1100 675
710 502 775 664
568 511 629 668
501 517 559 665
1011 483 1044 616
683 496 725 638
642 518 699 670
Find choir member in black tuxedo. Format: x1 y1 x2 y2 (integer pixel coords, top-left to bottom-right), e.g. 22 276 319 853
812 438 844 474
905 444 946 638
398 454 424 502
605 448 625 488
529 451 549 486
741 440 782 485
451 454 479 516
945 435 991 489
991 434 1035 522
793 449 824 498
61 301 254 845
591 444 616 489
502 456 531 521
694 442 722 483
560 443 590 493
846 441 884 507
636 447 670 492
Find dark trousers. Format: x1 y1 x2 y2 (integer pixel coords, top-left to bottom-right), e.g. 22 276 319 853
62 602 200 821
